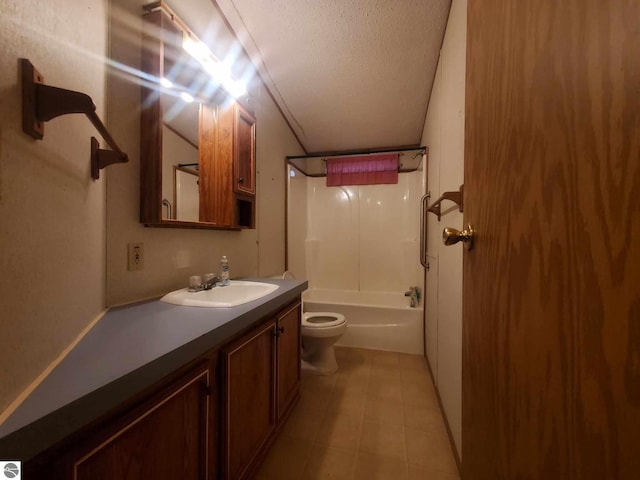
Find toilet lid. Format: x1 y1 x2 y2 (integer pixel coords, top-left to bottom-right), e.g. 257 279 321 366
302 312 346 328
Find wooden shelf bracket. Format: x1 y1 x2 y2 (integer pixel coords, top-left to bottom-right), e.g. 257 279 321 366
427 184 464 221
21 58 129 180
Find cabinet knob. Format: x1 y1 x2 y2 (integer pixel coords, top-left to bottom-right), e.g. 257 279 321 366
273 326 285 337
238 177 244 183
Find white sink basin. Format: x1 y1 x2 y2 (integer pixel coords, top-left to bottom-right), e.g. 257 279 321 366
160 280 279 307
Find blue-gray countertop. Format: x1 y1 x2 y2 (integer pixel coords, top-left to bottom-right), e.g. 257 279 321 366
0 278 307 461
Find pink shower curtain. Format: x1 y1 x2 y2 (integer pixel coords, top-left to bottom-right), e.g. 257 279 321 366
326 154 399 186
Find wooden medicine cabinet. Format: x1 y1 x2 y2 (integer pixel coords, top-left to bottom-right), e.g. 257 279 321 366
140 4 256 229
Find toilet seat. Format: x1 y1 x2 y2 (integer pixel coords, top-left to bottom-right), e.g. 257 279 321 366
302 312 346 328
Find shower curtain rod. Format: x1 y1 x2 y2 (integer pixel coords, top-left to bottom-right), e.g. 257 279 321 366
286 146 426 160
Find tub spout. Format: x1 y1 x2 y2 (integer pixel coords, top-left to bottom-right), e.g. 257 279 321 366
404 287 420 308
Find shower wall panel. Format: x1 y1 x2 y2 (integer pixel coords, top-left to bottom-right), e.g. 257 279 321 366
305 172 422 292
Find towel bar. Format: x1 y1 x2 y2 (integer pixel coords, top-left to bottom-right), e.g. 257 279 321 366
21 58 129 180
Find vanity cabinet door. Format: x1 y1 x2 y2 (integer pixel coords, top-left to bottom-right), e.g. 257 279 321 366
55 364 213 480
276 302 301 419
233 103 256 196
222 320 277 480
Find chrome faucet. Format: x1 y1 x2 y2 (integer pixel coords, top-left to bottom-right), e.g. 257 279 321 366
404 286 422 308
202 273 221 290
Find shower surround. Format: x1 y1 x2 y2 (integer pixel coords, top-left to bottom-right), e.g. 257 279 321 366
288 169 425 354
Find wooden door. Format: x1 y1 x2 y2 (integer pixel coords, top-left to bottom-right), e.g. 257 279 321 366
276 302 301 419
222 321 276 480
463 1 640 478
59 367 211 480
233 104 256 196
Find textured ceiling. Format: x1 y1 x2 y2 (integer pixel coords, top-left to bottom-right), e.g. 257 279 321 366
214 0 452 153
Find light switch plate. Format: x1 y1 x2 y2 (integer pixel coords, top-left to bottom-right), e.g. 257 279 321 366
127 243 144 271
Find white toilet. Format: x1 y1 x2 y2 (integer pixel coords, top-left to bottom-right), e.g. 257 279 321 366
301 312 347 375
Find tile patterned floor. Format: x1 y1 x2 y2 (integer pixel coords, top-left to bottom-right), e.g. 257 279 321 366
254 347 461 480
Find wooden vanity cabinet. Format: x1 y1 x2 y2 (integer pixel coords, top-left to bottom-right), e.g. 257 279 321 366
221 301 301 480
221 319 277 480
276 302 302 419
52 361 216 480
27 298 301 480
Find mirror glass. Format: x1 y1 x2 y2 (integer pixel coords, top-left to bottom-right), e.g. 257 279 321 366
159 37 205 222
157 26 237 223
161 94 200 221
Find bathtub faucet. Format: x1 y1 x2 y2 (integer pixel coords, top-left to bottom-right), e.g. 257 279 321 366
404 286 422 308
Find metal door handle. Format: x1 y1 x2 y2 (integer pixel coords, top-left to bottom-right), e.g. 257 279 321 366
443 224 475 250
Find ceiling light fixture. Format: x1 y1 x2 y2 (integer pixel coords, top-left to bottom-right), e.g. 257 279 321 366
180 91 194 103
182 32 247 99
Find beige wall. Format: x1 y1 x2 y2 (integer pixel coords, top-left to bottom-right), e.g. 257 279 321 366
0 0 302 417
0 0 108 414
105 0 303 305
420 0 466 458
255 85 305 278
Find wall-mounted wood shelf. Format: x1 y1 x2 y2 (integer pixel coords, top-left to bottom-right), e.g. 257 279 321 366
427 185 464 221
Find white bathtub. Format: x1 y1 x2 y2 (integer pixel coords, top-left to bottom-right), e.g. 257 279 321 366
302 289 424 355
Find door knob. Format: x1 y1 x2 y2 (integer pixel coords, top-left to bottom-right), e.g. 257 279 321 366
443 224 475 250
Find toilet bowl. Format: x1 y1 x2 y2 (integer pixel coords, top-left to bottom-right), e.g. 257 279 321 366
301 312 347 375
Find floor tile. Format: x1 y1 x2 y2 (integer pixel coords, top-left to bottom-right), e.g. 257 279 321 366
369 350 400 367
403 402 447 432
400 370 434 389
401 378 439 409
408 462 460 479
259 347 459 480
302 371 338 391
359 419 407 461
339 361 371 379
302 445 357 480
298 381 335 412
405 425 454 468
315 411 362 451
280 403 324 442
398 353 429 372
353 452 409 480
334 372 368 394
328 388 367 418
363 396 404 426
257 435 313 479
367 375 403 401
368 364 402 380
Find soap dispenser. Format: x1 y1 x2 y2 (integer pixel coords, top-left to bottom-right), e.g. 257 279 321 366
220 255 230 286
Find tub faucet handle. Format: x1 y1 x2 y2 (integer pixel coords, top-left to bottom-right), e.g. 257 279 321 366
405 287 419 308
414 286 422 305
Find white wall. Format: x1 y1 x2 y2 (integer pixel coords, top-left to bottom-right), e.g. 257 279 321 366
255 86 304 278
0 0 108 415
420 0 466 458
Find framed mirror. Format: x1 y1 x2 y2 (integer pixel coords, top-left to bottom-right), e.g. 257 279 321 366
140 2 255 229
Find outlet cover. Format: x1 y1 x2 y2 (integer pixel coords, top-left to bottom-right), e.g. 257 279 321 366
127 243 144 271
